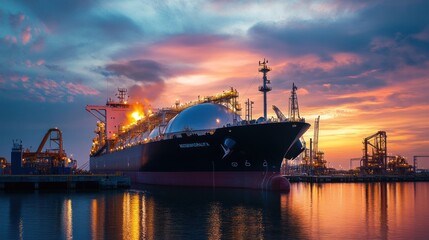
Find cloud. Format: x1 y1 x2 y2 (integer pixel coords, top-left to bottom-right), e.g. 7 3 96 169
45 64 66 72
0 72 99 102
64 82 100 96
20 75 29 82
246 0 429 67
21 27 31 44
3 35 17 44
128 82 166 102
31 36 45 52
9 12 26 28
90 13 143 42
36 59 45 65
105 59 170 83
14 0 100 32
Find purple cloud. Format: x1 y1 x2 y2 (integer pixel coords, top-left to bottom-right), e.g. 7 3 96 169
105 59 170 83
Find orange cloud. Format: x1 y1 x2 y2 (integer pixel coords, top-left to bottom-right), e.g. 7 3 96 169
21 27 32 45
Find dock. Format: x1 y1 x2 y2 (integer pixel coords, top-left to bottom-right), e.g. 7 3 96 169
0 175 130 190
286 174 429 183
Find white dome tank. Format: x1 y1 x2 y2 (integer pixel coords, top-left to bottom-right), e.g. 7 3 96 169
165 103 241 134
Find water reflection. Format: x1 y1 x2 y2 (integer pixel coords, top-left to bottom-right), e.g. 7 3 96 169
1 183 428 239
289 182 429 239
63 199 72 239
106 186 307 239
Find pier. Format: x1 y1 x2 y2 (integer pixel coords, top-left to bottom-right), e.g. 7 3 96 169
286 174 429 183
0 175 130 190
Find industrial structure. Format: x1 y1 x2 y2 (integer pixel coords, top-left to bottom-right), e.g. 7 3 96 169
361 131 387 174
355 131 413 175
311 116 327 174
0 157 8 174
288 83 300 122
285 115 328 175
11 128 76 175
258 59 272 120
245 99 254 121
386 155 412 174
413 156 429 173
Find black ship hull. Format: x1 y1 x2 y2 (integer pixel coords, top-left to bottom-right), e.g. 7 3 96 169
90 121 310 190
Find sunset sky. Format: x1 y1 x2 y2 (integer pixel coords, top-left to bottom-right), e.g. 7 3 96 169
1 0 428 169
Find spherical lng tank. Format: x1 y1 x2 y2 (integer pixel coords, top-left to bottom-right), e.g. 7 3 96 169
165 103 241 134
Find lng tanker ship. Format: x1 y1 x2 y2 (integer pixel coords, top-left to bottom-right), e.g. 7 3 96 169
86 60 310 191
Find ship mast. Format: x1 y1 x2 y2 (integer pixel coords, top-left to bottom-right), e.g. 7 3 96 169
116 88 128 104
258 59 272 120
288 83 300 121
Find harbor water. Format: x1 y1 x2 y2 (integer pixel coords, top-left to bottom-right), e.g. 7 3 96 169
1 182 428 239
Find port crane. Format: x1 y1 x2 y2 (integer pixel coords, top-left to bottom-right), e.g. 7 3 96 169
272 105 286 121
23 128 66 163
12 128 75 174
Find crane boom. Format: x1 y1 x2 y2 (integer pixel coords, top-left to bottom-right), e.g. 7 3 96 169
272 105 286 121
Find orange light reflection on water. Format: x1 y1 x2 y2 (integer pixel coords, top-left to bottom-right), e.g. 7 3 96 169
286 182 429 239
63 199 73 240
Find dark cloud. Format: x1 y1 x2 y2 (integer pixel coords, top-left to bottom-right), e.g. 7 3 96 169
249 20 368 57
9 12 26 28
128 82 165 101
105 59 170 83
15 0 143 51
274 61 386 89
167 34 232 47
45 64 66 72
90 13 143 42
359 0 429 37
15 0 99 29
248 0 429 60
248 0 429 100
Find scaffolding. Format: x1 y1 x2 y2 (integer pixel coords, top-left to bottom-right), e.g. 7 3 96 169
361 131 387 174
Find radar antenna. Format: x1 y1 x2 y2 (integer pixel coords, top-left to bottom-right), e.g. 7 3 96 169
116 88 128 104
